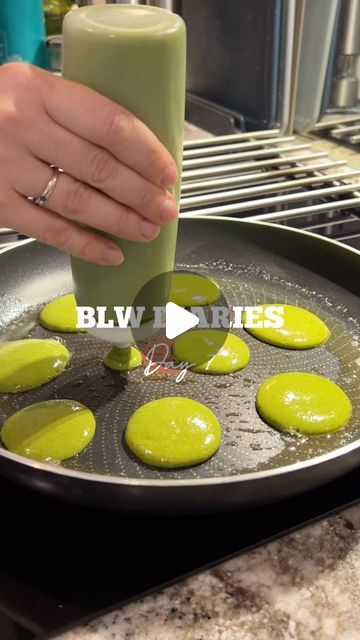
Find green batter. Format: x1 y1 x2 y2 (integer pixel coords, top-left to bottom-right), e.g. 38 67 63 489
125 397 221 468
245 304 330 349
104 345 142 371
172 330 250 374
256 372 352 435
170 274 220 307
39 294 85 333
0 339 70 393
1 399 96 463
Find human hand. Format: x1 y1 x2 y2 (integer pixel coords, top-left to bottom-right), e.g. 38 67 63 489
0 63 179 264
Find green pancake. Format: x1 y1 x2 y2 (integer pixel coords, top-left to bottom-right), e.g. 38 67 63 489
39 293 85 333
104 345 142 371
1 399 96 463
125 397 221 468
170 273 220 307
244 304 330 349
0 339 70 393
256 372 352 435
172 330 250 374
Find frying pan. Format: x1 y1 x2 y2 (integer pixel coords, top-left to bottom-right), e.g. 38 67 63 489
0 216 359 514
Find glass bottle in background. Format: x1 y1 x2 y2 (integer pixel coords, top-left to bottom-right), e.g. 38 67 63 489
0 0 46 67
44 0 73 36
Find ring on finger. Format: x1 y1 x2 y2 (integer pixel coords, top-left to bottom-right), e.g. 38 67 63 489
27 165 63 208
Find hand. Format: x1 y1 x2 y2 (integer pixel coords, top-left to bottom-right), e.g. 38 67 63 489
0 63 179 265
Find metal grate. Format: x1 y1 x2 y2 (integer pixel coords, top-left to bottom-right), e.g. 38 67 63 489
180 129 360 246
313 115 360 145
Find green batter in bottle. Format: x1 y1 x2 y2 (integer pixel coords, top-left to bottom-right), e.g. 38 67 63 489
62 4 186 346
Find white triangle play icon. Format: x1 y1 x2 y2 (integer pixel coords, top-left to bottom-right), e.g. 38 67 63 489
165 302 199 340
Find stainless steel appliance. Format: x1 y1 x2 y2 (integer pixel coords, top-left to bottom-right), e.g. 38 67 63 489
331 0 360 108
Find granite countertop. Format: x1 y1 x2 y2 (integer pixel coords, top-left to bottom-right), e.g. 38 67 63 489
57 504 360 640
54 134 360 640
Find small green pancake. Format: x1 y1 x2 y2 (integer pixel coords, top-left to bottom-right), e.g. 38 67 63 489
39 293 85 333
256 372 352 435
0 339 70 393
172 330 250 374
125 397 221 468
170 273 220 307
244 304 330 349
104 345 142 371
1 399 96 463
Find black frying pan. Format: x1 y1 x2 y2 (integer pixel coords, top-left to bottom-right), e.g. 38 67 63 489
0 217 359 513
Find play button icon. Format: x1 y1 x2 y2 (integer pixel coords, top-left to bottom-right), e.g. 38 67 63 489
165 302 199 340
131 268 230 369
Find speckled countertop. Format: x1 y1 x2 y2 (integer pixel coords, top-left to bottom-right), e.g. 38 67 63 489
52 133 360 640
56 505 360 640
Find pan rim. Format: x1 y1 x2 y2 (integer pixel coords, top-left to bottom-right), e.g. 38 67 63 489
1 217 360 259
0 437 359 486
0 217 359 487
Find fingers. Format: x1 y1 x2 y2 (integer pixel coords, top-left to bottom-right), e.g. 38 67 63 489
39 70 178 188
48 172 162 242
2 195 124 265
0 64 178 266
13 156 161 243
26 116 178 225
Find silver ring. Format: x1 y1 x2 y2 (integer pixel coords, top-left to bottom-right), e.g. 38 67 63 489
27 165 63 207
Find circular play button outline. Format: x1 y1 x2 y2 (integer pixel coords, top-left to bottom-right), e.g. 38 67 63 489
132 269 230 370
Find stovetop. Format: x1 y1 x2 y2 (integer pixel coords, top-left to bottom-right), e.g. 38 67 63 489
0 467 359 640
0 125 359 640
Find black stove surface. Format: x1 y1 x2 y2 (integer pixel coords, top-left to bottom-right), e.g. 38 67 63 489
0 469 359 640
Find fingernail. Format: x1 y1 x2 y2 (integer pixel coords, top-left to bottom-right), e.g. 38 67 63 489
141 220 160 239
102 245 123 265
159 197 178 223
161 166 178 188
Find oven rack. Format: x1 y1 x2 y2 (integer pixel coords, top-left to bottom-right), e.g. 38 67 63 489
314 115 360 145
180 129 360 244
